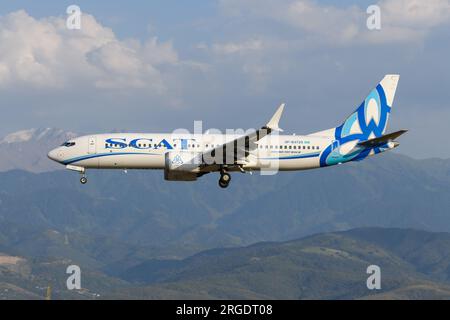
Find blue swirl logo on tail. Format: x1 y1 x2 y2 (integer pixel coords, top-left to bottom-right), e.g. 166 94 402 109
320 83 392 166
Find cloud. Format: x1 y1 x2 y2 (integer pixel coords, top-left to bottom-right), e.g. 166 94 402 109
0 4 448 159
381 0 450 28
212 39 263 55
207 0 450 94
0 10 180 92
219 0 450 45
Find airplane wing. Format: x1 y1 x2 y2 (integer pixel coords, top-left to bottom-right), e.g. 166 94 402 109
357 129 408 148
200 103 285 172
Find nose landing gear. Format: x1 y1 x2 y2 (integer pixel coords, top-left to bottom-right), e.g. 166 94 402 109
65 165 87 185
218 171 231 188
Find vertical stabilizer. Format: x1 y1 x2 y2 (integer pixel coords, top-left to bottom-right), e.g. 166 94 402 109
316 74 401 166
339 74 399 139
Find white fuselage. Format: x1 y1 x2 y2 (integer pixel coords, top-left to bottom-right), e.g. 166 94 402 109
46 74 404 187
48 133 333 172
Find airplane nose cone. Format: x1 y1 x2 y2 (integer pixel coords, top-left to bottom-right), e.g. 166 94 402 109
47 149 59 162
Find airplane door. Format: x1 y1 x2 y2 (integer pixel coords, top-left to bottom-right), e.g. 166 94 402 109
88 136 97 154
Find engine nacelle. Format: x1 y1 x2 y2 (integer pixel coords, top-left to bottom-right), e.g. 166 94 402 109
164 151 202 181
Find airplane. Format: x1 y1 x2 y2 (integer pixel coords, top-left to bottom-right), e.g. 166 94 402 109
48 74 407 188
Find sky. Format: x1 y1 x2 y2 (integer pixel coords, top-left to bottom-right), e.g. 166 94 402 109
0 0 449 158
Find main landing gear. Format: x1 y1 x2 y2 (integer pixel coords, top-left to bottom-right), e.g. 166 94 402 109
218 171 231 188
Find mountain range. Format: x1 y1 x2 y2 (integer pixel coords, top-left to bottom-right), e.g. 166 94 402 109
113 228 450 299
0 128 77 173
4 228 450 299
1 128 450 299
0 143 449 260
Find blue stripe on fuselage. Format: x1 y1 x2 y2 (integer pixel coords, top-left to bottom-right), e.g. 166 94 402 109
63 151 319 166
260 152 320 160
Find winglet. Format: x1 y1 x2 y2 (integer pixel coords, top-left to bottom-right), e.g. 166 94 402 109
265 103 285 132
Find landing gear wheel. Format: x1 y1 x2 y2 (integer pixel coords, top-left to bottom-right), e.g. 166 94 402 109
218 179 229 188
218 172 231 188
80 176 88 184
221 172 230 182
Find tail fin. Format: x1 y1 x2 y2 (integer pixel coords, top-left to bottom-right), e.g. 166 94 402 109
317 75 401 167
310 74 400 139
338 74 400 141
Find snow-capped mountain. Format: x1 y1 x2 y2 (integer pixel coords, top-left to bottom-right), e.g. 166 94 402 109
0 128 78 173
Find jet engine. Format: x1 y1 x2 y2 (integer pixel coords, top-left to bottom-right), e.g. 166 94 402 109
164 151 203 181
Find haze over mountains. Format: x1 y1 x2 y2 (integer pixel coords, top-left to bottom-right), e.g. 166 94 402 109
1 128 450 299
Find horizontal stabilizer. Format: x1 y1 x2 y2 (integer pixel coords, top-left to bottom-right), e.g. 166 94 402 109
357 130 408 148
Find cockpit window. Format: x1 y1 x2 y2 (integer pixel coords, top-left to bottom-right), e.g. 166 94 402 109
61 141 76 147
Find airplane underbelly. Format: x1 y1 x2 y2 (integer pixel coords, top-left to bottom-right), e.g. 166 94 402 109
277 157 320 171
